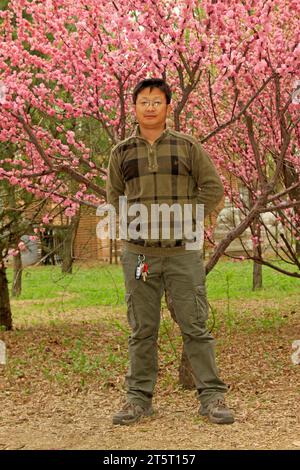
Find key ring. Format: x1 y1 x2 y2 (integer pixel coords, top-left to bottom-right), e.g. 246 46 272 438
138 254 145 263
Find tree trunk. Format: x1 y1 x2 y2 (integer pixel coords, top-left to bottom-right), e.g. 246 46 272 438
165 290 195 389
178 346 196 389
252 260 263 290
251 210 263 290
61 212 80 274
283 157 300 257
0 261 13 331
109 238 113 264
12 251 22 297
114 238 118 264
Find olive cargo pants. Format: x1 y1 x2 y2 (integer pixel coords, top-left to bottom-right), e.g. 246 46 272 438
121 249 227 408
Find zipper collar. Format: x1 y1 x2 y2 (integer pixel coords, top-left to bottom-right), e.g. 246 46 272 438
132 125 168 173
132 125 169 146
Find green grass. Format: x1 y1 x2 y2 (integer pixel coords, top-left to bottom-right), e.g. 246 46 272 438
7 258 299 310
206 258 300 301
8 263 125 314
3 259 299 391
5 258 299 335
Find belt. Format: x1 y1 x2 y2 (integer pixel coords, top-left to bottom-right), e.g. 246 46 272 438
128 239 185 248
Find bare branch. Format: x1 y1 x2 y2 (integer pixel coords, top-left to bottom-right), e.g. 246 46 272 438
13 112 106 199
249 257 300 278
201 74 275 143
267 181 300 203
58 164 106 198
270 132 292 186
15 113 53 168
259 200 300 212
245 113 267 186
208 71 219 127
205 198 266 274
280 233 300 269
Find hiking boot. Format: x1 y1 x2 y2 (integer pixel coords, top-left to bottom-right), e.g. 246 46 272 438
112 402 154 425
200 398 235 424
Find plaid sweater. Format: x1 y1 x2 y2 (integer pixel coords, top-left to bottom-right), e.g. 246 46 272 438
106 126 224 256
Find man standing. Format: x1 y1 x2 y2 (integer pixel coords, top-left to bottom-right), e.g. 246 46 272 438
107 78 234 425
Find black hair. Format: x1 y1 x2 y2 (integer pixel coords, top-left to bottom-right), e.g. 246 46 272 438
132 78 172 104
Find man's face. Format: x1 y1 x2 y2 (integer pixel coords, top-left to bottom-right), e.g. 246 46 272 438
134 87 170 129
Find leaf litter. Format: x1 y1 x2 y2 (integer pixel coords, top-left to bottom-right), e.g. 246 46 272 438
0 298 299 450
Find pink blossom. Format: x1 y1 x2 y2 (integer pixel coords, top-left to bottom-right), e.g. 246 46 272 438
18 241 27 252
8 249 19 257
9 176 19 185
64 207 76 217
0 0 298 276
253 60 268 74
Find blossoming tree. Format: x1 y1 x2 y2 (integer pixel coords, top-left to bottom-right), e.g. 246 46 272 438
0 0 299 341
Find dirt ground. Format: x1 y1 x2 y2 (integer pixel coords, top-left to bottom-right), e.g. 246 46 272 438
0 299 300 450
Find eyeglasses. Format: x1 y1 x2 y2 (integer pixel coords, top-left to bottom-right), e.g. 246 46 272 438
136 100 166 108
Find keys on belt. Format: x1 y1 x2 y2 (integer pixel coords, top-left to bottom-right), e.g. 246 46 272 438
135 254 149 282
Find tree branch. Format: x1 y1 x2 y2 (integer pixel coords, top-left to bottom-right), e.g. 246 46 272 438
201 74 275 143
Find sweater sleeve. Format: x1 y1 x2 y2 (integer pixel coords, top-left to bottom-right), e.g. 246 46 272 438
191 141 224 218
106 149 125 214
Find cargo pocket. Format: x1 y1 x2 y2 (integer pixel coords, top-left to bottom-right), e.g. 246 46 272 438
194 285 209 323
125 292 137 330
